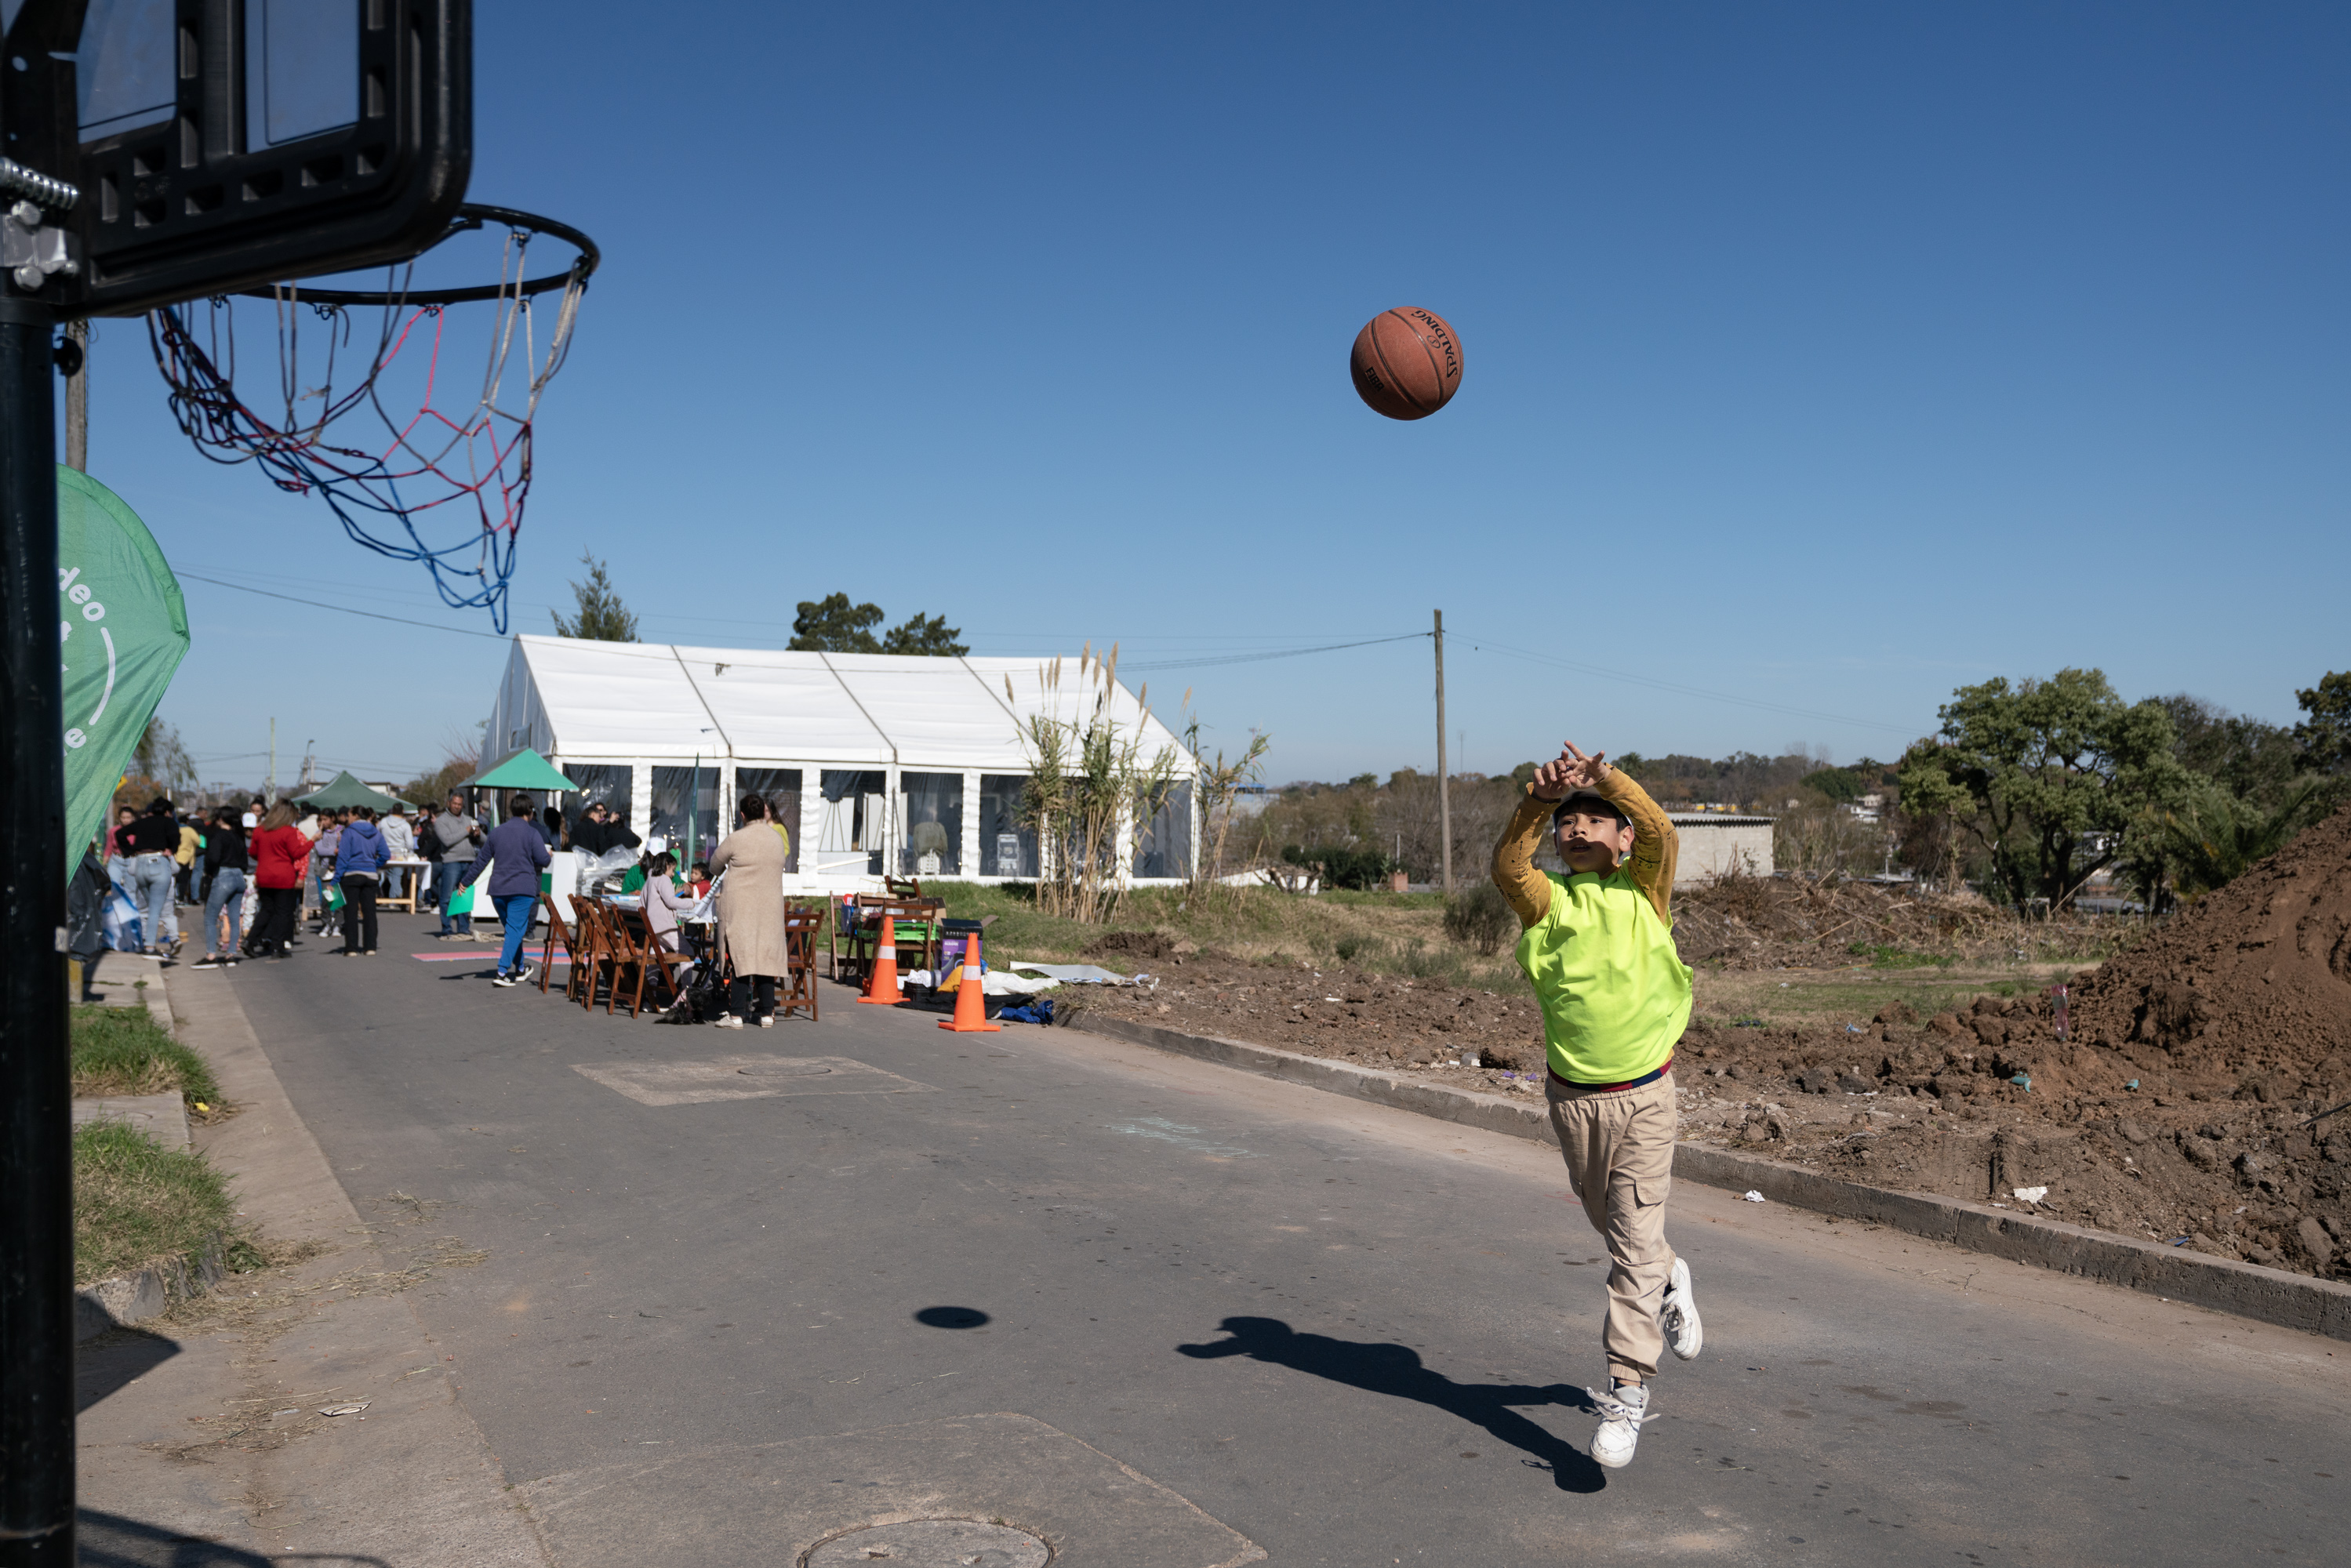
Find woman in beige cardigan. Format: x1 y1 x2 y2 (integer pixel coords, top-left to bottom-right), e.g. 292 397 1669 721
705 793 790 1027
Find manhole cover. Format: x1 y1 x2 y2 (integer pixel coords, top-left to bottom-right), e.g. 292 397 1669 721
735 1062 836 1077
803 1519 1048 1567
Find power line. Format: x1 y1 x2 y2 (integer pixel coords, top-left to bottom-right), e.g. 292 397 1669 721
176 572 509 639
1121 632 1429 672
1453 632 1928 737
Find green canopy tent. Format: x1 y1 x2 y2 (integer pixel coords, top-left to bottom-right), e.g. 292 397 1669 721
466 747 581 793
293 771 411 813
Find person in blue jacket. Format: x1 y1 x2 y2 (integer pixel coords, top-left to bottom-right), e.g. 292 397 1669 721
330 806 392 956
458 793 553 987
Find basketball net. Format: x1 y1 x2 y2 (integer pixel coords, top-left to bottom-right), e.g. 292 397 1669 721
147 213 590 632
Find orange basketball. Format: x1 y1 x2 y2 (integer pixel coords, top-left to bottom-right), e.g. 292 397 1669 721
1350 307 1464 420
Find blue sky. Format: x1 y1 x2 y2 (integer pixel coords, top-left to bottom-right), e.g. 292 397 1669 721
77 2 2349 789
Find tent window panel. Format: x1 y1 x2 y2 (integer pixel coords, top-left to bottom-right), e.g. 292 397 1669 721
735 768 802 873
650 767 721 862
1133 781 1193 879
819 769 887 877
558 765 631 833
900 772 962 877
979 775 1038 878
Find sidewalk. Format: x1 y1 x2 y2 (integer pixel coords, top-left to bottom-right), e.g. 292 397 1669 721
75 963 551 1565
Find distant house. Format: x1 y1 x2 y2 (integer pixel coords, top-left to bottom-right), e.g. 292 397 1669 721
1668 812 1774 888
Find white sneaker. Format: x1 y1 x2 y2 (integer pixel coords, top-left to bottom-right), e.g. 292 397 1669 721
756 1015 774 1027
1662 1257 1702 1361
713 1014 745 1029
1591 1381 1649 1468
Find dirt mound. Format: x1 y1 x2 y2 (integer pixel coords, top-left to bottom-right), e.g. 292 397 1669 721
1082 929 1175 962
2073 800 2351 1090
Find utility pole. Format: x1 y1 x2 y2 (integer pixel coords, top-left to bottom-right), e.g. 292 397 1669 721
1434 608 1451 895
267 718 276 804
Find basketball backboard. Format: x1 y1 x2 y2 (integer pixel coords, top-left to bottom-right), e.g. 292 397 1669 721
1 0 470 317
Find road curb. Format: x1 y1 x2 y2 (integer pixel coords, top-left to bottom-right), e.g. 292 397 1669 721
1066 1011 2351 1341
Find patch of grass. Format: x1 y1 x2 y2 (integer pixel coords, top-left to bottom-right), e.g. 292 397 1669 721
1846 942 1957 969
1692 963 2070 1032
73 1121 234 1286
71 1007 219 1107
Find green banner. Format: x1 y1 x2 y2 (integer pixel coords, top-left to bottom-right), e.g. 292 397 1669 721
59 467 190 867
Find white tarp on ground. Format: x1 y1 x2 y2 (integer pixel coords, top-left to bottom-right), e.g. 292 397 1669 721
485 636 1191 769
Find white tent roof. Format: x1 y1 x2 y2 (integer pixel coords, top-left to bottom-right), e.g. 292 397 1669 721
484 635 1194 774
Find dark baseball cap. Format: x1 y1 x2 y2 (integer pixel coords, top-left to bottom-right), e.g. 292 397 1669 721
1552 789 1630 829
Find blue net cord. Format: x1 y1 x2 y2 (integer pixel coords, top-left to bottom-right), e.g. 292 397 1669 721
145 232 584 633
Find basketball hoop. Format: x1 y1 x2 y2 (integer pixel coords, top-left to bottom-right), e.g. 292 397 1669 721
147 204 600 632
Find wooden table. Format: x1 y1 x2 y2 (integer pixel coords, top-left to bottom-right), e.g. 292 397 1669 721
379 858 431 914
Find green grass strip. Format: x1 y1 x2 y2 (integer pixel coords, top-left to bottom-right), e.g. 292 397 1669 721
71 1007 221 1107
73 1120 234 1287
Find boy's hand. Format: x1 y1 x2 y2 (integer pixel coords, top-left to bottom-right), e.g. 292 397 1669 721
1530 742 1611 799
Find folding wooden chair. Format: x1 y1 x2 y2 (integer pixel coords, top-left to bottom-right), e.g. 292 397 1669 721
537 895 578 996
610 907 696 1019
779 903 823 1022
572 897 619 1011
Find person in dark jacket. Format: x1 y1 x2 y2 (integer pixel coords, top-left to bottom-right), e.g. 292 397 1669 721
118 800 184 956
67 841 110 1000
568 802 641 858
332 806 391 956
191 806 252 967
458 793 552 986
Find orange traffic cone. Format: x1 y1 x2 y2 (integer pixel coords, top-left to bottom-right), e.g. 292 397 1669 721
938 932 1001 1033
857 911 903 1005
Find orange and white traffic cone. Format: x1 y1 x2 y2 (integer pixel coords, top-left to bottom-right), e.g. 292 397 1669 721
938 933 1001 1033
857 913 903 1005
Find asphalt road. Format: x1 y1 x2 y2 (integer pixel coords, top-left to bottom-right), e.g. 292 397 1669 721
217 913 2349 1566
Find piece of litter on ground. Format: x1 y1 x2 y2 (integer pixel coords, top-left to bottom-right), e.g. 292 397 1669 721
2169 1236 2192 1247
2013 1185 2048 1203
1742 1190 1766 1203
272 1408 300 1417
2010 1073 2032 1090
2124 1078 2140 1091
317 1402 371 1417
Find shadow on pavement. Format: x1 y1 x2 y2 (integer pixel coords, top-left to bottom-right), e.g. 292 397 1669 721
1176 1316 1609 1493
76 1327 181 1414
76 1507 392 1566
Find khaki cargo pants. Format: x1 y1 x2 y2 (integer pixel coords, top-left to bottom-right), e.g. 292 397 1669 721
1546 1070 1678 1384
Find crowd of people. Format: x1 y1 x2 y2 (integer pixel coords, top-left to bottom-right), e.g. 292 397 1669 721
64 786 779 1013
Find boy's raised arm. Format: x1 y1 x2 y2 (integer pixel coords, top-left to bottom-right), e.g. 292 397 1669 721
1590 768 1678 924
1491 790 1555 929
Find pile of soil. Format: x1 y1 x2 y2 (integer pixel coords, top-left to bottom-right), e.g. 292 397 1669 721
2069 800 2351 1088
1061 809 2351 1281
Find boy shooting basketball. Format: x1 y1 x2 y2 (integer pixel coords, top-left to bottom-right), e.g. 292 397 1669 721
1493 742 1702 1468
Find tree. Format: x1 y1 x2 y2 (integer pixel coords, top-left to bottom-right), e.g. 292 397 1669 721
551 551 638 641
2295 671 2351 773
1183 705 1271 888
2155 694 2303 807
117 717 197 808
789 593 885 653
1895 668 2186 910
1008 646 1179 923
2141 776 2331 902
881 611 969 656
1799 766 1864 803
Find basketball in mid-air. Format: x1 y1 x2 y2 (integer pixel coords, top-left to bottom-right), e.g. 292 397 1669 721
1349 307 1463 420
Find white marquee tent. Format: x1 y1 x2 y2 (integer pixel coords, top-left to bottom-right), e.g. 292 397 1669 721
480 636 1199 889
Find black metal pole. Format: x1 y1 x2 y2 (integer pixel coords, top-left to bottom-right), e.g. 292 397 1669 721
0 298 72 1566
